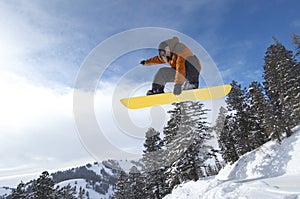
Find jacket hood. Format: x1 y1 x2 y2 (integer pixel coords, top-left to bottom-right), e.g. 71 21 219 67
159 37 178 51
159 36 185 53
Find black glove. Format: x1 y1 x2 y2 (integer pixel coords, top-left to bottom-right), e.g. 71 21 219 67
140 60 146 65
173 84 182 95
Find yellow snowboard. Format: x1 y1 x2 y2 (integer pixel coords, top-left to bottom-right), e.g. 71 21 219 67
120 84 232 109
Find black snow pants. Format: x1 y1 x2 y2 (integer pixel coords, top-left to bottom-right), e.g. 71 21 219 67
152 55 201 88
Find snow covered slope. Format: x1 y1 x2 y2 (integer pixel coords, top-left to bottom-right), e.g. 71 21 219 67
164 125 300 199
56 178 114 199
0 187 12 198
1 159 142 199
52 160 142 199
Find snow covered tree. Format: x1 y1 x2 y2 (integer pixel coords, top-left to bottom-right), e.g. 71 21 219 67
214 106 239 164
126 166 145 199
263 37 300 140
162 103 185 193
78 186 85 199
292 33 300 57
226 81 252 155
31 171 55 199
162 103 182 145
214 106 227 137
248 81 271 147
55 184 77 199
291 34 300 124
11 181 27 199
142 128 166 198
111 171 128 199
164 102 210 190
218 114 239 164
142 128 164 170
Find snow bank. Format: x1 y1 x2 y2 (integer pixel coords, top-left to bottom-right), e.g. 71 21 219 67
164 125 300 199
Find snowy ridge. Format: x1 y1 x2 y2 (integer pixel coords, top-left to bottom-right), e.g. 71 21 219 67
52 160 142 199
164 125 300 199
0 159 142 199
0 187 12 198
56 179 113 199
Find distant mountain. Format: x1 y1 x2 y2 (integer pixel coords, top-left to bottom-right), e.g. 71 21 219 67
0 159 142 199
0 187 12 199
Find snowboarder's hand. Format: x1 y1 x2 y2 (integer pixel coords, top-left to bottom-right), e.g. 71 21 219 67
140 60 146 65
173 84 182 95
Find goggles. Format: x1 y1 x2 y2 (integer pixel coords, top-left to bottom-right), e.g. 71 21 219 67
159 49 166 58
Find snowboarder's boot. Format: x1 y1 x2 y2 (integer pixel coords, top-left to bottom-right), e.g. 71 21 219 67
183 81 199 90
146 83 165 95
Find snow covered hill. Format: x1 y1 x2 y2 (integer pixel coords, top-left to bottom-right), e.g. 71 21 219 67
56 178 113 199
0 159 142 199
164 125 300 199
0 187 12 199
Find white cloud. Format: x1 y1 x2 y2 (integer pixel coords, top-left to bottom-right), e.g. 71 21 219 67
0 72 94 186
0 1 98 186
0 1 88 86
0 1 62 70
0 72 69 129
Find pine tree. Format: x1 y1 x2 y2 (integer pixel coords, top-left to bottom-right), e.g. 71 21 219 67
162 103 182 145
31 171 55 199
78 187 85 199
164 102 210 188
218 114 239 164
142 128 166 198
291 34 300 125
111 171 128 199
263 38 300 140
213 106 227 137
214 106 239 164
55 184 77 199
11 181 27 199
226 81 252 155
142 128 164 171
162 103 185 193
248 81 270 147
126 166 145 199
292 33 300 57
212 106 228 167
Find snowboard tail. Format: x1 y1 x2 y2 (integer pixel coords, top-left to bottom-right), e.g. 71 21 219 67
120 84 232 109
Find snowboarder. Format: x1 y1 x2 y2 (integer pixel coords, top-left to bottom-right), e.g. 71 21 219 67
140 36 201 95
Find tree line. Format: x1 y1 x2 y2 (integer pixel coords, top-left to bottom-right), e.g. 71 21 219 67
217 35 299 163
11 171 88 199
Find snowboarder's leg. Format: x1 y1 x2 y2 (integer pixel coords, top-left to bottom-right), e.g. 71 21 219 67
184 55 200 90
147 67 176 95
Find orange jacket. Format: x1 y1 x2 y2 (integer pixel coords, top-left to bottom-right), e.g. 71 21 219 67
144 37 201 84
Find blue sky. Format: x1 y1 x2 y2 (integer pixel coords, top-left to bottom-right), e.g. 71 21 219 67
0 0 299 187
2 0 299 86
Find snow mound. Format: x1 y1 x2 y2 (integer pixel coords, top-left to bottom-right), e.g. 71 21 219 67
164 125 300 199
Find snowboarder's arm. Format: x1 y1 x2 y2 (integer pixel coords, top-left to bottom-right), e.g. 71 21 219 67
174 56 186 84
144 56 164 66
174 46 194 84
